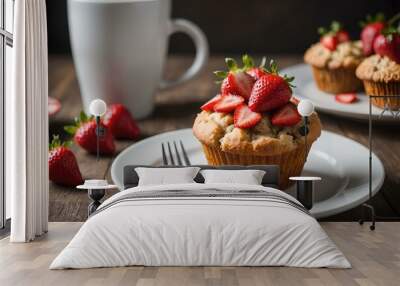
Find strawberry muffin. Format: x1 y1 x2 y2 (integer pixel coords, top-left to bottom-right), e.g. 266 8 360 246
304 21 364 93
356 18 400 110
193 56 322 189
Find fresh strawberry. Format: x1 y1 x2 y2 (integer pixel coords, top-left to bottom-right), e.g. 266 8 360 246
48 97 61 117
335 93 358 104
103 104 140 139
361 22 385 55
271 103 301 127
321 35 338 51
221 71 255 99
337 30 350 43
200 94 223 111
65 111 115 155
214 94 244 113
247 67 268 81
49 135 83 187
248 60 294 112
373 32 400 64
234 104 262 129
318 21 349 51
360 13 386 56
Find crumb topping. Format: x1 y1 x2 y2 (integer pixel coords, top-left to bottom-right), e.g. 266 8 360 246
304 41 364 69
193 111 321 156
356 54 400 83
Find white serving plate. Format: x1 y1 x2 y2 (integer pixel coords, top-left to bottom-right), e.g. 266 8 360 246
281 63 398 122
111 129 385 219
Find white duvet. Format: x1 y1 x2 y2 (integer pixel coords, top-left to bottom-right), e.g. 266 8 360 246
50 183 350 269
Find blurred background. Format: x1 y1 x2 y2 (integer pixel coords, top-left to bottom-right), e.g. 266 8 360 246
47 0 399 55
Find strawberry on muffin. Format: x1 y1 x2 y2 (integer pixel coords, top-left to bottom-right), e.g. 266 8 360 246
193 55 322 189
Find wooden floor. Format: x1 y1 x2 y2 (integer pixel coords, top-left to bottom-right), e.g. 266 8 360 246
1 223 399 286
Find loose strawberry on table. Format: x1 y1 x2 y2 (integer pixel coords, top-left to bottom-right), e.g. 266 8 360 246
335 93 358 104
64 111 116 155
49 135 83 187
103 103 140 140
271 103 302 127
248 60 294 112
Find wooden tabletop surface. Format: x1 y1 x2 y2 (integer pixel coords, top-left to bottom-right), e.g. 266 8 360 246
48 55 400 222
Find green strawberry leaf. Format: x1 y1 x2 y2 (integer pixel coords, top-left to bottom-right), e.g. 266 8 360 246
259 56 267 68
359 12 385 27
64 125 77 135
49 135 72 150
318 21 344 36
318 27 328 36
382 25 399 42
80 111 88 122
242 54 254 70
225 58 238 71
330 21 342 33
49 135 61 149
283 74 296 89
213 70 228 79
267 59 278 74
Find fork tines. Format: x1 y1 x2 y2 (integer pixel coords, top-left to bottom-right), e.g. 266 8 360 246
161 140 191 166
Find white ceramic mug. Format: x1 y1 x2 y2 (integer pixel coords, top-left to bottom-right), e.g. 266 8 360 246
68 0 209 119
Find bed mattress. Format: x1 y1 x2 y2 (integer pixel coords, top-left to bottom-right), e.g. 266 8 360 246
50 183 350 269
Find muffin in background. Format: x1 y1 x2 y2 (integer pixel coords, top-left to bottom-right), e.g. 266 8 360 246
304 21 364 94
356 22 400 110
193 56 322 189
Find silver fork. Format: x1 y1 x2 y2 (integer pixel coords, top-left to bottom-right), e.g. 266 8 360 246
161 140 191 166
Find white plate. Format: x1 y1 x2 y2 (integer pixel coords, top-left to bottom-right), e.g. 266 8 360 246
111 129 385 219
281 63 398 122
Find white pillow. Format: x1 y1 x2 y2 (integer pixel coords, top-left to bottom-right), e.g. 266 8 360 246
200 169 266 185
135 167 201 186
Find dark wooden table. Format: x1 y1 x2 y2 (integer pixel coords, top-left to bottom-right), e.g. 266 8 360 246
49 55 400 222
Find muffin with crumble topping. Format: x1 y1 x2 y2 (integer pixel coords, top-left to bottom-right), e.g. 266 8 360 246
193 56 322 189
304 21 364 93
356 28 400 109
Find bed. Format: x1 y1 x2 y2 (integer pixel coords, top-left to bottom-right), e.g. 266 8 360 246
50 165 350 269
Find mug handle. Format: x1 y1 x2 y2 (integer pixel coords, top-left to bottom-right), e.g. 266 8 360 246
159 19 209 89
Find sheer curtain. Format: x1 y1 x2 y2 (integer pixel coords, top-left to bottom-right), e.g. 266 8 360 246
8 0 48 242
